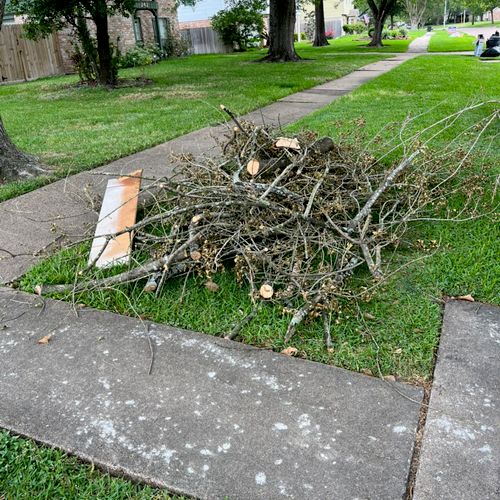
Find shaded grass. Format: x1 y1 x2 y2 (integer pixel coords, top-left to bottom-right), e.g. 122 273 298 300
0 430 184 499
428 29 476 52
296 31 425 53
0 48 384 202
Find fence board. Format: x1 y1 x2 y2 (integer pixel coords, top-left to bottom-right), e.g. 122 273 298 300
181 27 231 55
0 25 65 83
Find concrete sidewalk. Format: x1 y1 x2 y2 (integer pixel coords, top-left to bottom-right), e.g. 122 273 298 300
0 287 422 499
408 32 434 53
0 54 417 285
414 301 500 499
2 35 497 498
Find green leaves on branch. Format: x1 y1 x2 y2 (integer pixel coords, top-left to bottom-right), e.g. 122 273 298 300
211 0 266 51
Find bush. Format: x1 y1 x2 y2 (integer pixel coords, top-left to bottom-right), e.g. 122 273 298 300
293 32 306 41
165 30 191 57
119 44 159 68
343 22 366 35
211 0 265 51
398 27 408 38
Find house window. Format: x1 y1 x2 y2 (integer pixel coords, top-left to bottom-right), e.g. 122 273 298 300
133 17 143 44
2 12 15 25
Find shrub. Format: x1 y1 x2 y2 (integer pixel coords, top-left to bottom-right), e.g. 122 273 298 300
293 32 306 41
119 44 159 68
211 0 266 51
344 22 366 35
165 29 191 57
353 22 367 34
398 27 408 38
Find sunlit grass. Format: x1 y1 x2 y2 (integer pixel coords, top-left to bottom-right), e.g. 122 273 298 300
0 48 384 202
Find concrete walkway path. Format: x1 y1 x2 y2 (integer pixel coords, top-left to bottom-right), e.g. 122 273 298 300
2 36 497 498
414 300 500 499
0 287 422 499
0 54 418 285
459 26 499 38
408 31 434 53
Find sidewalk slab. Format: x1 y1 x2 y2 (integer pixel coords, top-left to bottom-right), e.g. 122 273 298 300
0 287 422 499
413 301 500 500
0 55 415 285
408 32 434 53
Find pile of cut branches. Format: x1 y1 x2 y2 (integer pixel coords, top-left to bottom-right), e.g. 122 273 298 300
41 103 498 345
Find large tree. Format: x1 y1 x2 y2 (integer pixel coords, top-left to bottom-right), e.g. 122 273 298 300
313 0 328 47
0 0 6 30
0 118 46 183
0 1 47 182
10 0 136 85
264 0 299 61
211 0 265 51
403 0 427 28
362 0 399 47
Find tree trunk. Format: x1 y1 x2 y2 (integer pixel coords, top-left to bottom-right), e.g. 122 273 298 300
0 118 46 183
491 10 495 24
368 16 385 47
367 0 396 48
92 2 115 85
390 14 394 28
263 0 300 62
313 0 329 47
0 0 5 30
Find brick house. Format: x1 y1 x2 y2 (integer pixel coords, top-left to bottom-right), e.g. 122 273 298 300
57 1 178 71
2 1 178 73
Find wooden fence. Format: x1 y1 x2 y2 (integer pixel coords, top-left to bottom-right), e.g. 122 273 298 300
0 25 65 83
181 27 231 55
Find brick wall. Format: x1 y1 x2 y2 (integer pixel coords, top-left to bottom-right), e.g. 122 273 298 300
57 0 177 74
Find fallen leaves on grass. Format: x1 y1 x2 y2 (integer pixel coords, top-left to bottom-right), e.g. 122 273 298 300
281 346 298 356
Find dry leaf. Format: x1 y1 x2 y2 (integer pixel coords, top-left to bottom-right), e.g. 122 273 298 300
275 137 300 151
37 335 52 345
281 346 298 356
327 347 334 354
364 312 376 321
361 368 373 376
259 284 274 299
457 294 474 302
34 285 42 296
191 214 203 225
246 159 260 176
394 348 402 355
384 375 396 382
205 281 219 292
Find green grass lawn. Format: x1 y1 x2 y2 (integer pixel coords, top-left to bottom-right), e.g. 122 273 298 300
20 56 499 385
6 54 500 497
296 30 425 53
0 48 384 202
0 430 183 499
428 29 476 51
